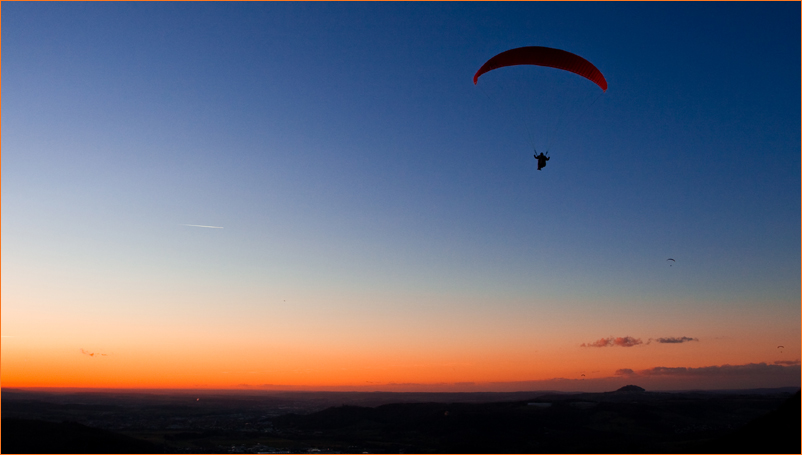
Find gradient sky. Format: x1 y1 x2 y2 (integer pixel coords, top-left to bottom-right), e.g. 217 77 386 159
2 2 800 392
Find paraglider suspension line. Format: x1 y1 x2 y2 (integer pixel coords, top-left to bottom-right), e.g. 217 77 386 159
543 90 603 153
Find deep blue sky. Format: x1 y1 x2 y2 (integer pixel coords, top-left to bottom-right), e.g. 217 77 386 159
2 2 799 389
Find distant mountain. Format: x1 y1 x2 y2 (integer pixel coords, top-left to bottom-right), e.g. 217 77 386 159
1 419 163 454
615 385 645 393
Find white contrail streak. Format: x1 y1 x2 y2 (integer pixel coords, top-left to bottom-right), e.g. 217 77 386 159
182 224 224 229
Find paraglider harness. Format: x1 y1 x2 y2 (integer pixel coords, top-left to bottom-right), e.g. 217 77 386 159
534 150 550 170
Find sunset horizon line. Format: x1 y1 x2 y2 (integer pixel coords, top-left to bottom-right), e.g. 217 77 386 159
4 360 799 394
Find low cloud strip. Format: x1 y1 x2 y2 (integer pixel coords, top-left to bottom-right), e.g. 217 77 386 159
581 336 642 348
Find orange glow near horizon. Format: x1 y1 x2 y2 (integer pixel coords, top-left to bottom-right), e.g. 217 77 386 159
2 285 798 391
2 314 798 391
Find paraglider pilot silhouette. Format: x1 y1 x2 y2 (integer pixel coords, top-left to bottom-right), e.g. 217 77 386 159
534 151 550 170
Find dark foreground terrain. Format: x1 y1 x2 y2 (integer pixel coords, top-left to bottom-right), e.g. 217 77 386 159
2 386 799 453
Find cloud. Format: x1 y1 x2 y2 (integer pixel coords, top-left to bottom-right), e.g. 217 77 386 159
603 362 800 391
582 335 699 347
182 224 223 229
581 336 642 348
629 362 798 377
650 336 698 344
80 349 107 357
238 361 799 393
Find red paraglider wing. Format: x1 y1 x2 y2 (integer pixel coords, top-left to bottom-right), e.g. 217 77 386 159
473 46 607 91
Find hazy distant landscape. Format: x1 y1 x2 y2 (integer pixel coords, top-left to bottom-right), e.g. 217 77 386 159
2 386 798 453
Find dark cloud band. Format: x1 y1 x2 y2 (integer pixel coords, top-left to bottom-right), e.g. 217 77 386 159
652 336 698 344
581 336 642 348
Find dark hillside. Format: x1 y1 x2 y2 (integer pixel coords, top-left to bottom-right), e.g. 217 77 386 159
271 390 799 453
1 419 164 454
694 391 800 454
2 388 797 453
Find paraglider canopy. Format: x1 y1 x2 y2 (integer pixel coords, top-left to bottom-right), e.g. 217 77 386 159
473 46 607 91
472 45 607 158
